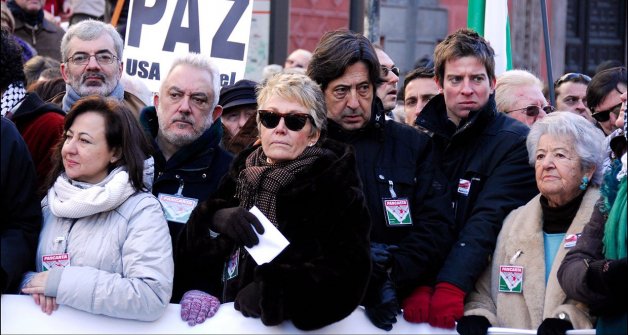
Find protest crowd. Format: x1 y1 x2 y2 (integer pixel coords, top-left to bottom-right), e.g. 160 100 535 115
1 1 626 334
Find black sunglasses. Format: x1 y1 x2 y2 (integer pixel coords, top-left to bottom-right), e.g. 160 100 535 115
554 73 592 87
381 66 400 77
506 105 555 117
258 110 312 131
591 102 622 122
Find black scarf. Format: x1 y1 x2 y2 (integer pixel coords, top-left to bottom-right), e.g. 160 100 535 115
236 146 324 225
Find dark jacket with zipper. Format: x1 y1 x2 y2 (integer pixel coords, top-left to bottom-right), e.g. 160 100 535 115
328 98 455 298
140 106 233 302
179 139 371 330
415 93 537 293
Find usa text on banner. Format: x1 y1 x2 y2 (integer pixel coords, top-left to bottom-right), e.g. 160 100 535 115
124 0 254 93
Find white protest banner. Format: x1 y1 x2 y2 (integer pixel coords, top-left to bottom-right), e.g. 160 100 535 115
124 0 253 93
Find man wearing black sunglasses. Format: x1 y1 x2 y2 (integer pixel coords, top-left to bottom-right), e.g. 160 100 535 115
495 69 551 127
308 29 455 331
586 66 627 174
587 67 626 137
373 44 400 117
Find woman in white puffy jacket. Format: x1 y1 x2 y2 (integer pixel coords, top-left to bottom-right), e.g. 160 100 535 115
21 96 173 321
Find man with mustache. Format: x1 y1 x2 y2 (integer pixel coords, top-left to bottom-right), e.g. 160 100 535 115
139 53 232 303
51 20 145 118
307 30 455 331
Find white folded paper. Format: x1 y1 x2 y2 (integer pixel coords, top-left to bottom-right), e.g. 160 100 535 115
245 206 290 265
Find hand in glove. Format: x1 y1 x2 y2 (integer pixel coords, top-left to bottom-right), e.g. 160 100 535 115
180 290 220 326
428 282 465 329
456 315 492 335
234 282 262 318
364 278 400 331
537 318 573 335
402 285 433 323
370 243 399 269
212 207 264 248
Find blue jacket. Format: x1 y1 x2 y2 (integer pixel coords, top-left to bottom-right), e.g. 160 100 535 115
327 99 455 297
140 106 233 302
416 93 538 293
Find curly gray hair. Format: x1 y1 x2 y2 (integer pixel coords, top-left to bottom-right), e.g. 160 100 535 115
527 112 605 186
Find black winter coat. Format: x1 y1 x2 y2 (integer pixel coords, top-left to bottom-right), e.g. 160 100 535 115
0 118 42 293
179 139 372 330
416 93 538 293
140 106 233 302
327 100 455 296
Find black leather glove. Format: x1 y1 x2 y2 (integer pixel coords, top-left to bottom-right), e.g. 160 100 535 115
364 277 400 331
537 318 573 335
457 315 491 335
234 282 262 318
212 207 264 248
370 243 399 270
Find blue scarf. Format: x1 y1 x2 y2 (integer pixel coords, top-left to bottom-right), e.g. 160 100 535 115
62 82 125 112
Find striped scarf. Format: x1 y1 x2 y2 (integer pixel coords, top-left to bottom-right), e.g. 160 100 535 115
236 146 323 225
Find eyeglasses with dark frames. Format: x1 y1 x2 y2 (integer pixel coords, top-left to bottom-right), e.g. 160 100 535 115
258 110 313 132
66 52 119 66
381 66 400 77
591 102 622 122
554 73 592 87
506 105 555 117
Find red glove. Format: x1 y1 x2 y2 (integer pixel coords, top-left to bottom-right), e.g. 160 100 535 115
428 282 465 329
402 286 433 323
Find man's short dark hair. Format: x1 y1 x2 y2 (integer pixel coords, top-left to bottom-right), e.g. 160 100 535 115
0 29 25 91
404 67 435 91
307 29 382 92
433 28 495 87
586 66 627 110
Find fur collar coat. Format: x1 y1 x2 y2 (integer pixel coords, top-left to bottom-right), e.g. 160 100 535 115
464 187 599 330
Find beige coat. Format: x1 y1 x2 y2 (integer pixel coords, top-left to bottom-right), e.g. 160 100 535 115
464 188 599 330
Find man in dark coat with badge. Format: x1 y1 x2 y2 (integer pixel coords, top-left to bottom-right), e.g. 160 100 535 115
408 28 538 330
140 53 232 303
307 29 455 331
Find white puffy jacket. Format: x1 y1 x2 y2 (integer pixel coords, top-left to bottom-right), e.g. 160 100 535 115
37 190 173 321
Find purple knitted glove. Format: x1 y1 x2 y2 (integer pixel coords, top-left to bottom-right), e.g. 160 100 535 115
180 290 221 326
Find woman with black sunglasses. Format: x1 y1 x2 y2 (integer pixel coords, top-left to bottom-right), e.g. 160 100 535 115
178 72 371 330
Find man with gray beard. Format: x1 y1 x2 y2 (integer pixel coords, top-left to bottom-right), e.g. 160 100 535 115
51 19 145 118
139 53 232 303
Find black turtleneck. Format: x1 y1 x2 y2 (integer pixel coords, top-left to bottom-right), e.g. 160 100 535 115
540 191 586 233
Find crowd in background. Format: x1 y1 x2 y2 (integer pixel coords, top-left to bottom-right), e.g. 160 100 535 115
1 1 626 334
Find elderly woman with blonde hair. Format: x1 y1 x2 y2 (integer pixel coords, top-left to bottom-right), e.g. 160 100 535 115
457 112 604 335
175 72 371 330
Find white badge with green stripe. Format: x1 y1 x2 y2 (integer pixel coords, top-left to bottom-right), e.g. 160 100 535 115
499 265 523 293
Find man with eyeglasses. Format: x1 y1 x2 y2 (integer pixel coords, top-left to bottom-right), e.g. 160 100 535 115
586 66 627 173
308 29 455 331
139 53 232 303
552 72 595 124
51 20 145 118
495 69 551 127
373 45 400 118
413 29 537 330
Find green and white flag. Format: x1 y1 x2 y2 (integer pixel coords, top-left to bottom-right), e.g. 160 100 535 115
468 0 512 76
